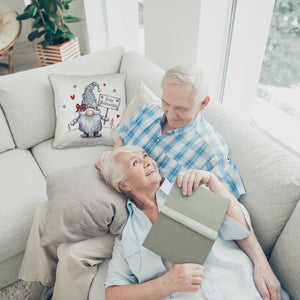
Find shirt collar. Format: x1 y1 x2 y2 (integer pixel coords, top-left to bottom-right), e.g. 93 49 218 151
126 178 173 213
160 112 202 135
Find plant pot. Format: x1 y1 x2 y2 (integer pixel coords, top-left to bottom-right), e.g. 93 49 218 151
34 37 80 67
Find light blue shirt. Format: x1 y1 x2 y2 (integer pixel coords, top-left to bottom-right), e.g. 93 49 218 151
105 180 269 300
118 101 245 199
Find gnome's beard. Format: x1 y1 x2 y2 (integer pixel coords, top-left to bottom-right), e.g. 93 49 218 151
78 112 102 135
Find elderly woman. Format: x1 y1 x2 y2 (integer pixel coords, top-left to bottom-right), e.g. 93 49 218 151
100 145 287 300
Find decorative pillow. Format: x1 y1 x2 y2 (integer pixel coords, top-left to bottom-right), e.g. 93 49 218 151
49 73 126 149
112 81 160 141
41 164 128 246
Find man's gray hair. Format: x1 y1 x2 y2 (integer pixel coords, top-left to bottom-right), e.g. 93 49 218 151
100 145 144 193
161 64 209 105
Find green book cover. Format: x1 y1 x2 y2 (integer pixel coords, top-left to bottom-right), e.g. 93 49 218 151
143 184 230 264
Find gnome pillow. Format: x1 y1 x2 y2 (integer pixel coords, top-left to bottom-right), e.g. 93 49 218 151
49 73 126 149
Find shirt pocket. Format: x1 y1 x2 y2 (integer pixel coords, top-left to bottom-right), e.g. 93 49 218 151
124 244 142 275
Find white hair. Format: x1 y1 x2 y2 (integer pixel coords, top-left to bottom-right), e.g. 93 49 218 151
100 145 144 193
161 64 209 105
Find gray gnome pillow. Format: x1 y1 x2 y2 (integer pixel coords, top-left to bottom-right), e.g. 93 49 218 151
49 73 126 149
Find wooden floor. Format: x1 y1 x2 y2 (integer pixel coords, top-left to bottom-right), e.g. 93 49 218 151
0 41 40 76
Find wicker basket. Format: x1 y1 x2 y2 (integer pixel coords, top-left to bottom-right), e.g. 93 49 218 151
34 37 80 67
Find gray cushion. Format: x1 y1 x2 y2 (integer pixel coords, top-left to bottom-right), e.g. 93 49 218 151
0 47 125 149
41 164 128 246
0 149 47 262
269 200 300 300
0 105 14 154
203 101 300 256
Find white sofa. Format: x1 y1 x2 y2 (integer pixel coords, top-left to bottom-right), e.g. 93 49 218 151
0 47 299 300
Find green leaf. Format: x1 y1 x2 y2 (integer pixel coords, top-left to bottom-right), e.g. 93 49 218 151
38 0 47 9
53 0 64 10
37 30 46 38
16 12 29 21
64 16 82 23
49 11 61 23
28 30 39 41
64 31 75 40
44 32 52 43
28 5 38 18
45 20 57 33
32 17 43 28
42 40 50 48
45 0 58 14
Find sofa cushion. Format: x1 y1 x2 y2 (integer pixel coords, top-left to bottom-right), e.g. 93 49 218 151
0 104 14 154
0 149 47 263
120 51 164 105
203 101 300 256
49 73 126 149
31 139 112 176
269 200 300 300
0 47 125 150
41 164 127 246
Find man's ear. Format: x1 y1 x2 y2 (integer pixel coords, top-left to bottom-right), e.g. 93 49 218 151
118 182 131 193
199 96 210 111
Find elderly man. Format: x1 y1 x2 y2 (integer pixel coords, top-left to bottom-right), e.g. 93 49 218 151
20 65 280 300
100 145 287 300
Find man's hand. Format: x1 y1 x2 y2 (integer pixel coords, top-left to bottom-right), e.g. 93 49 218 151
95 150 112 170
176 169 213 196
254 263 281 300
161 264 205 294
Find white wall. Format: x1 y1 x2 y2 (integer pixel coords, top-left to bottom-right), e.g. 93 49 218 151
143 0 202 71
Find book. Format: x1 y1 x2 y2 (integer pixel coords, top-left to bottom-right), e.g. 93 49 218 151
142 184 230 264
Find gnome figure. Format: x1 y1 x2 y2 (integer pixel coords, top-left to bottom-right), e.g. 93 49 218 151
70 82 109 138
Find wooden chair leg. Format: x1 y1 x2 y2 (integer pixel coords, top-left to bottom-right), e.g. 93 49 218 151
8 52 13 74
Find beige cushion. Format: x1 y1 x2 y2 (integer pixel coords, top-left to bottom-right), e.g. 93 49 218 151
41 164 128 246
0 149 47 262
31 139 112 176
0 104 14 153
112 81 160 141
0 47 125 149
0 2 20 50
203 101 300 256
49 73 126 149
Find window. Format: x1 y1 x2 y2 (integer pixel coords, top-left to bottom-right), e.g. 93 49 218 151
250 0 300 156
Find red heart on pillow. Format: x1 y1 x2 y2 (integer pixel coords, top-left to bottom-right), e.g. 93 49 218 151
116 114 120 118
70 95 75 100
103 83 106 86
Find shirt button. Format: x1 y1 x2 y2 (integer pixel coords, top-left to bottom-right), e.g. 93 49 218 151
157 138 160 142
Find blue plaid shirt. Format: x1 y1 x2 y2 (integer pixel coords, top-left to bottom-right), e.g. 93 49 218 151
118 101 245 199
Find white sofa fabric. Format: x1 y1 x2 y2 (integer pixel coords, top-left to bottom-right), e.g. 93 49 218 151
0 47 299 300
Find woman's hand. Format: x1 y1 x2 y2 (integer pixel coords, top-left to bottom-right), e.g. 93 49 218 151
160 264 205 294
176 169 214 196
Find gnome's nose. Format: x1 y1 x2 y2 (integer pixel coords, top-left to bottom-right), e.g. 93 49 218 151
86 109 94 116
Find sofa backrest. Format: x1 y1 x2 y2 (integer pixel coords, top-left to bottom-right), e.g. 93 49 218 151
0 104 15 153
0 47 125 149
203 101 300 256
120 51 164 104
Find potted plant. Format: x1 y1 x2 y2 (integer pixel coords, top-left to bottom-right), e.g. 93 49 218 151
17 0 82 66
